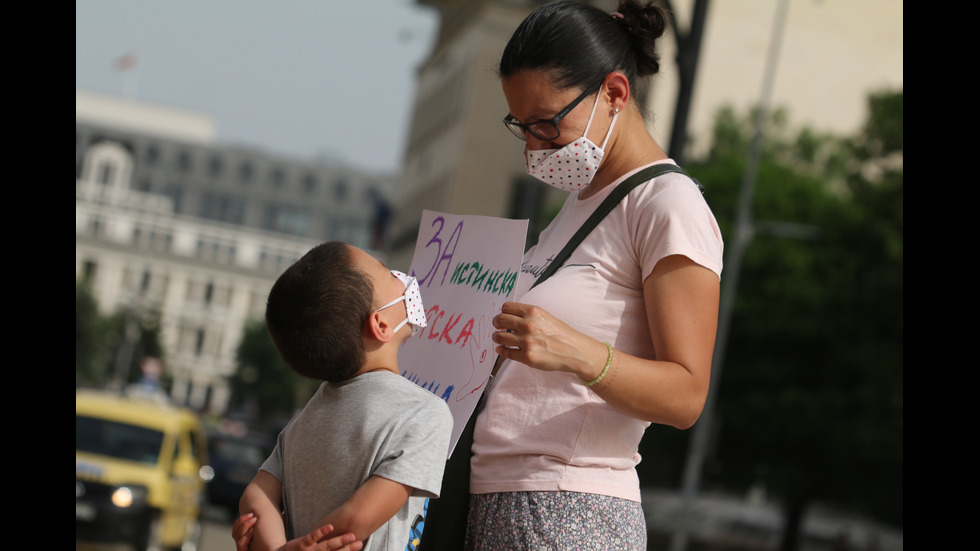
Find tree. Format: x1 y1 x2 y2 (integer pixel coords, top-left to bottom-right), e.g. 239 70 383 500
657 91 902 549
228 319 316 431
76 280 108 385
76 281 167 389
103 307 166 388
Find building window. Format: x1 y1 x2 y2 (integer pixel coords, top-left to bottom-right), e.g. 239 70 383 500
239 162 254 183
303 174 317 194
81 141 134 197
165 183 184 213
209 156 223 177
334 179 348 201
149 230 172 252
177 150 192 172
82 260 97 282
264 206 279 232
265 206 311 237
145 146 159 165
201 192 214 219
195 328 205 356
270 168 285 187
98 163 115 185
230 197 246 224
282 208 310 237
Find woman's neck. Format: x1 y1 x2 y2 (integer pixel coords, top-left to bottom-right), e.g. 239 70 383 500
579 113 667 199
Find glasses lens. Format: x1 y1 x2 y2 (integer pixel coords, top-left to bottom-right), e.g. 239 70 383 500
527 122 559 141
504 120 527 140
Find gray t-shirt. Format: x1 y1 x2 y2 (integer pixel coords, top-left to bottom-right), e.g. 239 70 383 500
260 371 453 551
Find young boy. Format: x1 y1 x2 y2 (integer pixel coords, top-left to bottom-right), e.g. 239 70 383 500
235 241 453 551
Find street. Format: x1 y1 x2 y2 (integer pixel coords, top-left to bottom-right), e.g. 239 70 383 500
76 504 235 551
199 504 237 551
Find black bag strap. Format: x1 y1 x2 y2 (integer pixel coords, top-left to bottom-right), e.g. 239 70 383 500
417 164 692 551
486 163 690 380
529 162 688 290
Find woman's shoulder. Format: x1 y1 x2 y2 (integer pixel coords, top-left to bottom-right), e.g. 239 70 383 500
625 163 708 211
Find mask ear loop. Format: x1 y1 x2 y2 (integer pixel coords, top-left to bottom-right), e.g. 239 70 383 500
375 296 412 335
582 88 602 137
376 295 405 313
582 88 619 150
391 317 410 335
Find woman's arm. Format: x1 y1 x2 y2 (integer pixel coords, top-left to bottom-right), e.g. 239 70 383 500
492 254 720 428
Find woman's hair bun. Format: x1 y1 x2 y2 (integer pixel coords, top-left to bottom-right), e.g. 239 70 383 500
616 0 668 77
499 0 672 89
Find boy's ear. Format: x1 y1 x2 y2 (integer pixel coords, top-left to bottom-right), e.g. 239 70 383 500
365 311 396 344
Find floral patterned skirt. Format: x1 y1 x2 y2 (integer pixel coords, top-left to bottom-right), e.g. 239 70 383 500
464 491 646 550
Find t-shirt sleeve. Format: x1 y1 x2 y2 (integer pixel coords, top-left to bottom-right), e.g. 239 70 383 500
631 173 724 281
372 396 453 499
258 430 285 481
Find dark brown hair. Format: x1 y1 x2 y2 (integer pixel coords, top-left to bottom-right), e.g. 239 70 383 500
498 0 668 92
265 241 374 382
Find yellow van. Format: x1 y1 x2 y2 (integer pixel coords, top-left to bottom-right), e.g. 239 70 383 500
76 387 211 551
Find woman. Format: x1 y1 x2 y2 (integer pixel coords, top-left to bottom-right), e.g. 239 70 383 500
465 1 724 548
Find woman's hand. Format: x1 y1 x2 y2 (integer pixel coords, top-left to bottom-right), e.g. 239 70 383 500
491 302 608 381
491 255 720 427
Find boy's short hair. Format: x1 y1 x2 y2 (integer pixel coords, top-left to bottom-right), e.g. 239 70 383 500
265 241 374 382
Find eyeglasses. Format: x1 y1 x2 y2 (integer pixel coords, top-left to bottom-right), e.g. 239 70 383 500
502 81 603 141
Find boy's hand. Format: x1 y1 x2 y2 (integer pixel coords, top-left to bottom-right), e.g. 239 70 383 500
232 512 257 551
282 524 363 551
233 513 362 551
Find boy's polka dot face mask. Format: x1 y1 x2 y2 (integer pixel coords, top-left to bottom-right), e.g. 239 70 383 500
375 270 427 337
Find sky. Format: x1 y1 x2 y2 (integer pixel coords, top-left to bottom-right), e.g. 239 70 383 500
77 1 902 175
76 0 440 174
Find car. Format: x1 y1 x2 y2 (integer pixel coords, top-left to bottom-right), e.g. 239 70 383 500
205 426 274 518
76 387 211 551
205 428 273 516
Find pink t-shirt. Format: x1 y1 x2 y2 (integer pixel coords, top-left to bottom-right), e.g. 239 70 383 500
469 161 724 501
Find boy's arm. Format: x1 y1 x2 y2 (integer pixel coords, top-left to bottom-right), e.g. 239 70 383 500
239 470 289 551
315 475 413 542
234 512 363 551
237 471 366 551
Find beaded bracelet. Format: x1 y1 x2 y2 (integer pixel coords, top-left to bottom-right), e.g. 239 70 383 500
581 342 613 387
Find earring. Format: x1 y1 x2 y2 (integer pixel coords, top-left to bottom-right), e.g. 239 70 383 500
614 107 620 114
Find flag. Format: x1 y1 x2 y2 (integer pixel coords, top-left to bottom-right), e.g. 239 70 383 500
115 53 137 72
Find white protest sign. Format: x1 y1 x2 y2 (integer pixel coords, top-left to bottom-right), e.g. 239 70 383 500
399 210 528 457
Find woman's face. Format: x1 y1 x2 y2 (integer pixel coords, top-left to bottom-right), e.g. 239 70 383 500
501 71 608 151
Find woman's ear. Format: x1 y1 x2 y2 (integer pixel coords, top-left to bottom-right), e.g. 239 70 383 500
602 72 630 113
365 311 396 344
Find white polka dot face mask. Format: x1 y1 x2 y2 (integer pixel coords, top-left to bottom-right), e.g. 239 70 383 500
375 270 427 337
524 89 619 193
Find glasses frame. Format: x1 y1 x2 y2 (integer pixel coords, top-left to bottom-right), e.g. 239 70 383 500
502 81 603 141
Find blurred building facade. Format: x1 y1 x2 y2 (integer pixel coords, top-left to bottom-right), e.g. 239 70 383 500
390 0 575 268
75 89 393 414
